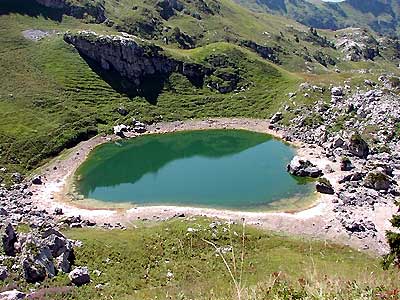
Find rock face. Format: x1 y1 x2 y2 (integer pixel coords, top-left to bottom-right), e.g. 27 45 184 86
287 156 322 178
64 31 244 94
64 31 211 88
348 134 369 158
69 267 91 286
157 0 184 20
239 40 280 63
35 0 106 23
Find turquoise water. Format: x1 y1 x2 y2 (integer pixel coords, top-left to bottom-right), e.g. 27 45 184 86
75 130 313 210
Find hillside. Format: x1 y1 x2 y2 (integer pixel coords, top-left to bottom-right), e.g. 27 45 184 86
234 0 400 36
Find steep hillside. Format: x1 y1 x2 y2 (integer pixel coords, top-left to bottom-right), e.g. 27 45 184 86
235 0 400 36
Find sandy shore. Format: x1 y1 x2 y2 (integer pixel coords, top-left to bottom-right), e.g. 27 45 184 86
29 118 397 255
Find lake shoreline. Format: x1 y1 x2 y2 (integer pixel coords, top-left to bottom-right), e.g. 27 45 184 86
29 118 397 255
73 127 316 212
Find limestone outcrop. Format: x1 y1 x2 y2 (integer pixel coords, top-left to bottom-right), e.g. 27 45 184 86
64 31 243 94
64 31 211 88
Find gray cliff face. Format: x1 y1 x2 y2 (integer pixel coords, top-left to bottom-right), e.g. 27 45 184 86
64 31 178 86
64 31 239 92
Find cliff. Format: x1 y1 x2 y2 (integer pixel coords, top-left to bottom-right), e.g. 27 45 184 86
64 31 241 93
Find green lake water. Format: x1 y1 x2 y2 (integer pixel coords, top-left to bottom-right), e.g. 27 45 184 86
75 130 314 210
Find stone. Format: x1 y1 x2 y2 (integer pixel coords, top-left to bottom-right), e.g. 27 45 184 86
44 232 68 257
287 156 322 178
113 124 129 137
117 106 128 116
22 258 46 283
364 171 392 191
36 247 57 278
11 173 22 184
56 251 73 273
0 290 26 300
348 134 369 158
69 266 91 286
332 136 345 149
270 112 283 124
2 223 17 257
339 172 364 184
331 86 344 97
316 178 334 194
54 208 63 215
31 176 42 185
340 157 353 171
0 266 8 280
0 207 8 216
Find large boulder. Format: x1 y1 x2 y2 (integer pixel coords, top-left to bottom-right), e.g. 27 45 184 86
43 231 75 273
20 229 75 283
113 124 130 137
348 134 369 158
364 171 392 191
270 112 283 124
338 172 364 184
316 178 334 194
31 176 42 185
2 223 17 257
287 156 322 178
69 267 90 286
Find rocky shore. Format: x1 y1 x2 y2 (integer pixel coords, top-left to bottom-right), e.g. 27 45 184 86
271 74 400 249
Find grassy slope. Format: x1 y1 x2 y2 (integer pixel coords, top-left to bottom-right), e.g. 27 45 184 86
2 219 399 299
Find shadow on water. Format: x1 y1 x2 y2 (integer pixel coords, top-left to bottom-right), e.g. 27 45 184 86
81 54 166 105
77 130 272 194
0 0 64 22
